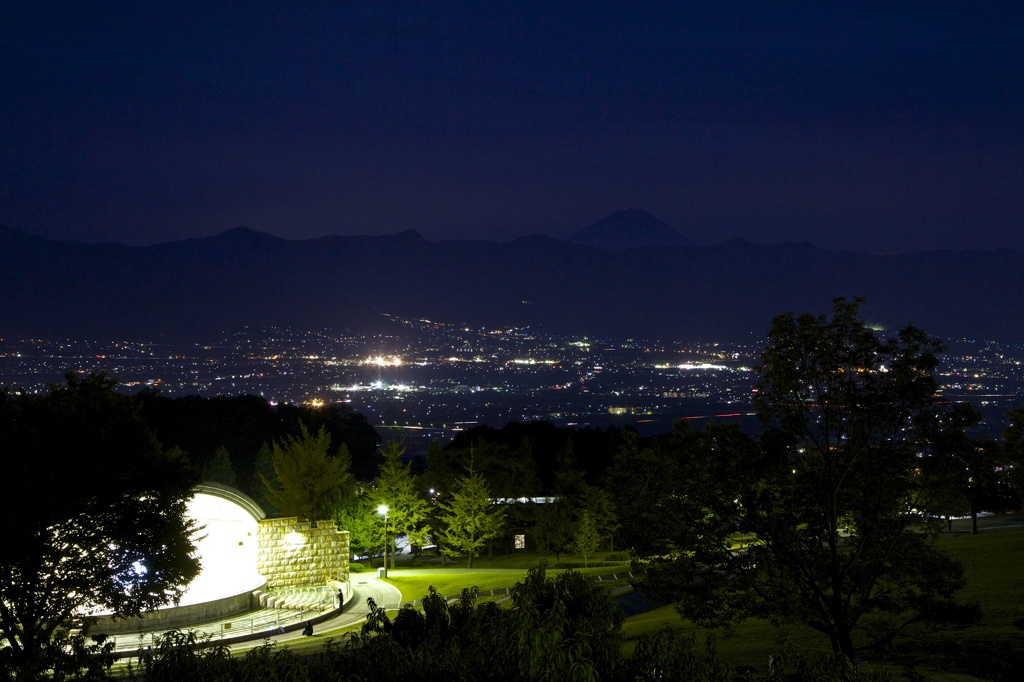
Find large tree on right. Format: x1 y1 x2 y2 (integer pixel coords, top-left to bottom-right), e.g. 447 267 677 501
750 298 980 656
626 298 978 659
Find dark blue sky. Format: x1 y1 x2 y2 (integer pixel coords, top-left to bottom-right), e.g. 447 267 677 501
2 2 1022 253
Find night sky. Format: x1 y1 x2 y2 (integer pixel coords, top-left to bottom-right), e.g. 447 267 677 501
2 2 1022 254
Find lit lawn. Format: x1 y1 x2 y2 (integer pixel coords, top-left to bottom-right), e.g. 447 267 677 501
385 571 527 602
398 548 633 571
382 564 631 604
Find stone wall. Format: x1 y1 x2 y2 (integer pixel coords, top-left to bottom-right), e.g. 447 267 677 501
256 517 349 589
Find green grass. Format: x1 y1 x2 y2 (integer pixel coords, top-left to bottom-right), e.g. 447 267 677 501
381 562 631 604
936 530 1024 631
356 549 630 604
616 528 1024 680
619 604 831 666
385 571 526 602
213 530 1023 682
389 548 632 571
902 529 1024 679
327 531 1024 679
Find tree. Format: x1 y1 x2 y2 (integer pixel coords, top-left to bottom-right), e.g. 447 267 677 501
622 299 979 659
577 483 618 551
371 442 431 568
553 439 587 498
0 373 202 680
502 567 623 679
205 445 237 487
755 299 980 654
421 439 454 496
333 491 378 559
251 443 278 516
1005 408 1024 460
437 470 506 567
919 463 972 533
477 438 541 499
259 422 350 521
533 499 575 561
920 403 1001 534
611 421 756 622
444 439 541 500
573 510 600 567
1003 408 1024 501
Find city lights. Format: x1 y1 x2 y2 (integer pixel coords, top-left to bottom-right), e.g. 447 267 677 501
2 319 1020 442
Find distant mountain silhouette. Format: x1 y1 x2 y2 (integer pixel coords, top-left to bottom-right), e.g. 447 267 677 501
2 223 1023 343
568 209 693 250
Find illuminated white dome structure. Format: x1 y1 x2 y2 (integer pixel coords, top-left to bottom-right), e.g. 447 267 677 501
179 483 266 606
93 482 350 636
93 482 268 634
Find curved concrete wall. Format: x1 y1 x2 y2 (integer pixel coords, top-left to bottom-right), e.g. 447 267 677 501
92 577 267 634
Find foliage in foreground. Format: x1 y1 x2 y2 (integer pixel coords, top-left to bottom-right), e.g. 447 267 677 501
124 630 310 682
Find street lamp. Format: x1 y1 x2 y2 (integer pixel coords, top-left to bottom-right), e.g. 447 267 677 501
377 504 389 579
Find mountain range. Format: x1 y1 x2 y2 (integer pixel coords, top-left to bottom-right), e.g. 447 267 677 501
3 211 1024 343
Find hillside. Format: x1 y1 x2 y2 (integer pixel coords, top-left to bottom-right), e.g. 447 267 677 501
2 222 1023 342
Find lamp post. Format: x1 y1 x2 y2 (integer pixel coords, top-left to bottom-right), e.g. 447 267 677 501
377 504 389 578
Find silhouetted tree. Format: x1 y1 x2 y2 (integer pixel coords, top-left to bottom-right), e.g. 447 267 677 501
204 445 237 487
446 439 541 499
0 373 201 681
920 403 1001 534
534 499 575 561
329 567 623 680
553 439 587 499
1003 408 1024 501
251 443 277 515
421 439 454 495
578 483 619 551
137 394 380 488
620 299 980 659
